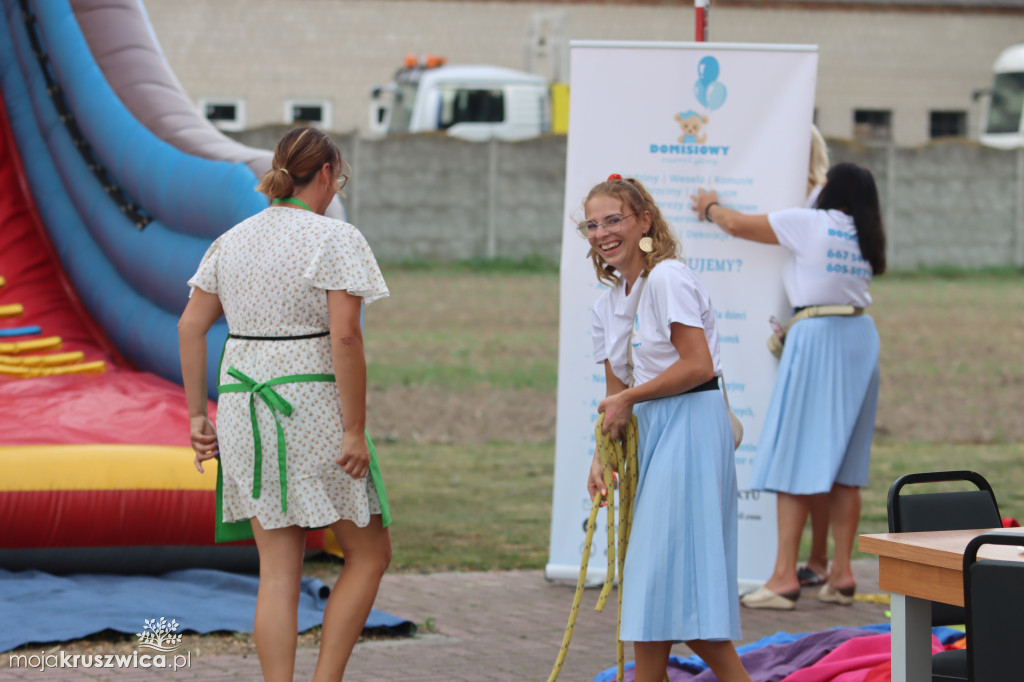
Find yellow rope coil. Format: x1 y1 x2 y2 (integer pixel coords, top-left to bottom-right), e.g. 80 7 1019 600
548 413 639 682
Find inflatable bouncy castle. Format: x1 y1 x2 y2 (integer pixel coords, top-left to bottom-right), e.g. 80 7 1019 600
0 0 336 572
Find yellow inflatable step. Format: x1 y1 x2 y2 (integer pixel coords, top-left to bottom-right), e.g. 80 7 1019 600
0 303 24 318
0 351 85 366
0 360 105 378
0 336 62 354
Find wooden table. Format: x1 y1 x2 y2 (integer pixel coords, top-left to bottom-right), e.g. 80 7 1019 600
859 527 1024 682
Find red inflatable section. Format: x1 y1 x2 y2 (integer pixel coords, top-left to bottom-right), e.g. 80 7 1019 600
0 93 330 560
0 67 338 565
4 489 213 547
0 93 214 446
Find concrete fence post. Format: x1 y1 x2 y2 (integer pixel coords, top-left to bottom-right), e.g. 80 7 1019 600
486 138 499 260
886 142 896 266
349 134 362 226
1016 147 1024 268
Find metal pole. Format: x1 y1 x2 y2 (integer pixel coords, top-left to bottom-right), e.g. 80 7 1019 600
695 0 709 42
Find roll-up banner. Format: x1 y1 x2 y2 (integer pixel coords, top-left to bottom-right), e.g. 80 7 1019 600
547 41 818 588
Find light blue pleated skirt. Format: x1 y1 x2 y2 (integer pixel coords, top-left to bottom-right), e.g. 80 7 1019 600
620 389 741 643
750 315 880 495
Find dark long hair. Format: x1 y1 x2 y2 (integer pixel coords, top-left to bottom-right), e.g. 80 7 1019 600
815 162 886 275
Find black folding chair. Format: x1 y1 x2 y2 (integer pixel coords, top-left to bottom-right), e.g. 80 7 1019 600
887 470 1002 626
962 531 1024 681
886 471 1003 682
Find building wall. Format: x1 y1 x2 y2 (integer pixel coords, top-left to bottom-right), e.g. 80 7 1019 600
142 0 1021 146
712 5 1017 146
230 128 1024 270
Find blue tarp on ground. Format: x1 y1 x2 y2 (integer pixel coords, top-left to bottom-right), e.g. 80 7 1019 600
0 568 414 653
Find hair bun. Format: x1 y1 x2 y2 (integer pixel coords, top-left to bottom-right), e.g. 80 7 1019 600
607 174 623 181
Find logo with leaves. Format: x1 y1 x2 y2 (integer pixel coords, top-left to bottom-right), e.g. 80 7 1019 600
136 617 184 652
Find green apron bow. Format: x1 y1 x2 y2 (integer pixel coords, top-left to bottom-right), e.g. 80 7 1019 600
212 351 393 544
218 366 335 513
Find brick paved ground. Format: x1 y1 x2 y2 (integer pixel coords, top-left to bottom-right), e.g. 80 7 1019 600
0 561 888 681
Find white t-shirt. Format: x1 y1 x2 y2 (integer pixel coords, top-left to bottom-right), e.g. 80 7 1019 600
767 208 873 308
591 259 722 387
591 275 643 387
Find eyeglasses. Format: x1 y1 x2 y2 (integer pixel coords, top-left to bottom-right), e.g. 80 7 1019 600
576 214 634 238
333 159 352 194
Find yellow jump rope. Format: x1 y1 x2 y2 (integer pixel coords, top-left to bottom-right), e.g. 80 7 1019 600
548 413 642 682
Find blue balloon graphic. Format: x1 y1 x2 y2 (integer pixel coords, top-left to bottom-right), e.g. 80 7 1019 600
706 80 728 111
694 80 708 108
698 56 719 86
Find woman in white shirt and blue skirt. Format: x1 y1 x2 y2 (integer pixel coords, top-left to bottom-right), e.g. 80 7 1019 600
691 162 886 611
583 175 753 682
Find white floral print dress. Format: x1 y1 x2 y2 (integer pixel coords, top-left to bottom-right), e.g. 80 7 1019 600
188 206 389 530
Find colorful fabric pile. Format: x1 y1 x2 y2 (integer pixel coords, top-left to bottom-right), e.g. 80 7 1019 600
595 624 965 682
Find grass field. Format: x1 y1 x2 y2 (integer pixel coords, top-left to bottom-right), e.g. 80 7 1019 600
15 267 1020 659
360 266 1024 572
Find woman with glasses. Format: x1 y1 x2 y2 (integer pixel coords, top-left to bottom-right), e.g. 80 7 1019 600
178 127 391 681
581 175 753 682
690 162 885 611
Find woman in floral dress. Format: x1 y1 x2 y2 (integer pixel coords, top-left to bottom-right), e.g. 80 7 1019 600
178 127 391 681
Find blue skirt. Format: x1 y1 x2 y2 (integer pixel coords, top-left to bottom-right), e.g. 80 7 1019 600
620 390 741 643
750 315 880 495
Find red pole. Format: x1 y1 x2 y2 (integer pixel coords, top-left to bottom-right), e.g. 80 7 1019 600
694 0 709 42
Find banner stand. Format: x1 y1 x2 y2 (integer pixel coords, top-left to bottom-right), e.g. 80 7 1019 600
547 41 819 591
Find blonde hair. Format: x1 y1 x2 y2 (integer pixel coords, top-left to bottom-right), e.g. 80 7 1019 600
808 124 829 197
256 127 342 200
582 177 680 288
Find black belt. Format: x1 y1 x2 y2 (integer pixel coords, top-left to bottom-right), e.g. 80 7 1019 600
793 305 851 313
684 376 719 394
228 331 329 341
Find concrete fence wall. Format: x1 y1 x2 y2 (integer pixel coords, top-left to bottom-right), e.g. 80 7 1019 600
828 140 1023 271
233 127 1024 271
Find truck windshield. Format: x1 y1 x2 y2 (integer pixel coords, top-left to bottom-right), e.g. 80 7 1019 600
985 72 1024 135
388 82 418 134
437 88 505 128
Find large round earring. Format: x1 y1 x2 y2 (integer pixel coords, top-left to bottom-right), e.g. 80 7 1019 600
639 235 654 253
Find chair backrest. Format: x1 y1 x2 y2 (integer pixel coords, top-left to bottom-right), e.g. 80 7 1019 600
887 471 1002 533
886 471 1002 626
963 532 1024 682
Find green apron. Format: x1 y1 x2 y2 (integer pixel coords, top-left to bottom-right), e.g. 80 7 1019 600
213 362 391 543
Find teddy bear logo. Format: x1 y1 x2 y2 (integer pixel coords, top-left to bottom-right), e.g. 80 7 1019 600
674 110 708 144
671 56 728 144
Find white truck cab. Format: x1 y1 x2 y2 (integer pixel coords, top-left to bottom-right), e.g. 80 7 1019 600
980 44 1024 149
370 58 551 141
